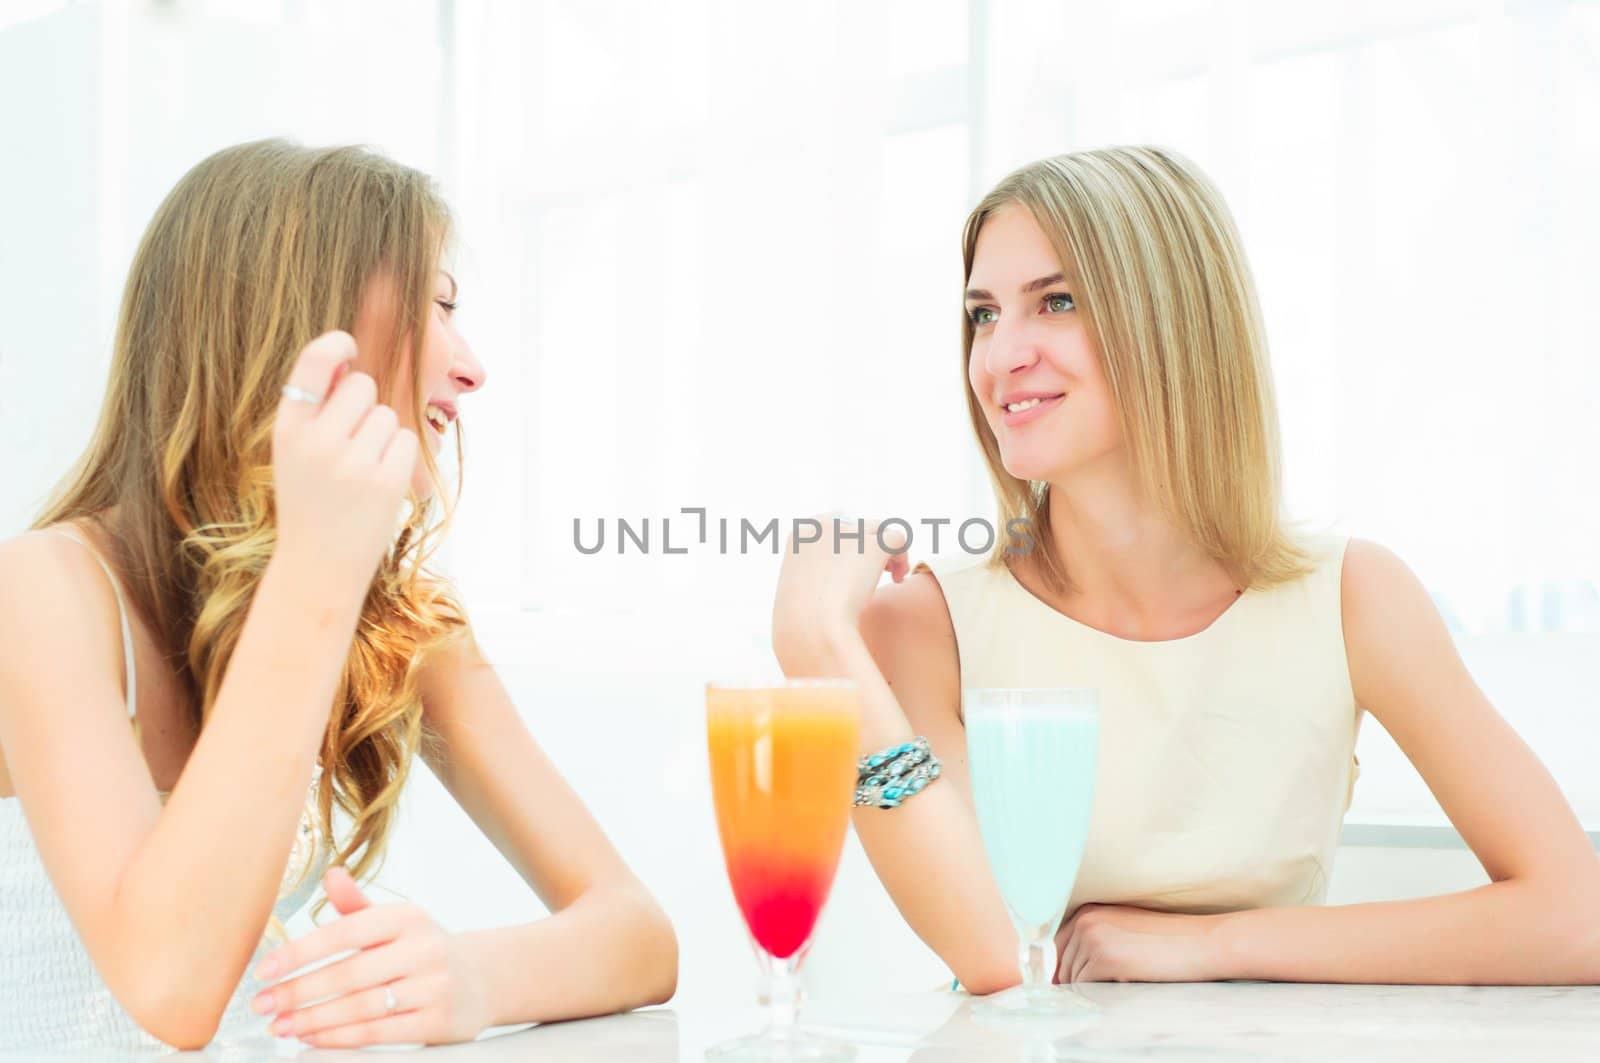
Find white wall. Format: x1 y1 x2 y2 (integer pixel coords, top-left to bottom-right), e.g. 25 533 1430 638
0 4 107 530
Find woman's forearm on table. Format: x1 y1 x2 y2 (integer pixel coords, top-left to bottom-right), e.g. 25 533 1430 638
1216 872 1600 984
459 878 677 1027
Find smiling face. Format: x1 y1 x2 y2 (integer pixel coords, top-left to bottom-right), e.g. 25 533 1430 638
964 203 1123 486
352 267 487 498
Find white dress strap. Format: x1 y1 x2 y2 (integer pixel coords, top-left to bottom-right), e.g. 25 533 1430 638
44 529 138 723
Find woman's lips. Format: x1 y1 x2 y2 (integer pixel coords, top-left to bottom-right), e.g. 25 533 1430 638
422 417 447 453
999 393 1065 428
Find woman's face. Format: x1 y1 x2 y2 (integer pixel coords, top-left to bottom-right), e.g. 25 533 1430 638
352 268 487 498
965 203 1122 485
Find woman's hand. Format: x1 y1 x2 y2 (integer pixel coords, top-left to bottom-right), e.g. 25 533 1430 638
271 330 419 596
772 513 911 674
1054 902 1233 984
250 867 492 1047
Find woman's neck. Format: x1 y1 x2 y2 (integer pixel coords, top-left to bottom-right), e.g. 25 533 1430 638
1031 463 1240 635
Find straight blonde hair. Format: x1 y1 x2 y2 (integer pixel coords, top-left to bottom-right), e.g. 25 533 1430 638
35 139 467 887
961 146 1309 591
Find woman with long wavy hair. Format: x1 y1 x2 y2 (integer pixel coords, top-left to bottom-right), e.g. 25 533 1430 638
0 139 676 1051
773 146 1600 991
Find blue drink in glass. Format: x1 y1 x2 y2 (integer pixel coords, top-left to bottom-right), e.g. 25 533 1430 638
964 688 1099 1022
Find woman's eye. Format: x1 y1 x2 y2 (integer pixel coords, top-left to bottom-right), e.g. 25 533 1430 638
435 298 459 315
1045 293 1075 313
969 306 997 326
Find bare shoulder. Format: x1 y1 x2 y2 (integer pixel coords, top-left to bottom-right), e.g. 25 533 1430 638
1339 537 1436 630
0 529 125 686
416 618 488 692
0 528 123 620
415 618 504 746
1338 537 1462 714
0 529 130 795
1340 536 1419 591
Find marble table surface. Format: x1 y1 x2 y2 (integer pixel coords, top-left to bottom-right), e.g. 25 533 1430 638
15 984 1600 1062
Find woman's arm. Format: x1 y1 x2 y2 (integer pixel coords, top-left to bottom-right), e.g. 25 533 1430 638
1058 539 1600 985
1211 539 1600 983
251 625 676 1046
771 521 1020 994
0 334 419 1047
416 629 678 1022
0 536 363 1047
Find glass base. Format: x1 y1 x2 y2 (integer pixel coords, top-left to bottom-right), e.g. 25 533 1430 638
971 983 1099 1030
706 1027 856 1062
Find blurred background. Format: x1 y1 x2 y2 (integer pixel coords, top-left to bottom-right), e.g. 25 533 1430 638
2 0 1597 1005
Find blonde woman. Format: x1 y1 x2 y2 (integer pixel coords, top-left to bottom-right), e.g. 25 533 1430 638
773 147 1600 990
0 140 676 1051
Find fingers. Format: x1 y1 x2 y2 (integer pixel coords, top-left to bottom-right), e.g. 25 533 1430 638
884 550 911 583
255 904 408 982
317 367 380 439
272 975 425 1043
1056 904 1093 984
296 1007 429 1049
810 514 913 561
1057 924 1077 984
1053 924 1072 985
274 331 401 458
1060 931 1090 984
1073 948 1098 984
323 866 372 917
258 937 418 1020
348 402 400 466
875 519 909 555
277 331 356 425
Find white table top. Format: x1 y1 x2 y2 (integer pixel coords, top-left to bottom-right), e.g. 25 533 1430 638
24 984 1600 1061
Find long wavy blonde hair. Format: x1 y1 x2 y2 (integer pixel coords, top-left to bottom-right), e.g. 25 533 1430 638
34 138 468 886
962 146 1309 591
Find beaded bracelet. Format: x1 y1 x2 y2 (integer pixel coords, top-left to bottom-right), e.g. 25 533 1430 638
854 736 943 809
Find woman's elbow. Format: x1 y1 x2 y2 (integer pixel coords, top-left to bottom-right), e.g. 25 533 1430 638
123 983 228 1051
958 965 1023 997
1559 864 1600 983
1509 862 1600 983
640 892 679 1006
613 879 677 1007
770 618 814 679
109 947 241 1050
950 942 1026 997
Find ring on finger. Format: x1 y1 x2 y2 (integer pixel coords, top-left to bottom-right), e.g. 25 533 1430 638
281 384 324 405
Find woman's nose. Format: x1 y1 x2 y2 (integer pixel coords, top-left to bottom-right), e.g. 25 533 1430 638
451 344 487 394
984 325 1042 378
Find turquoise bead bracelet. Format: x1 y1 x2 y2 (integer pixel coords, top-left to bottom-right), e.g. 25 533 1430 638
854 736 943 808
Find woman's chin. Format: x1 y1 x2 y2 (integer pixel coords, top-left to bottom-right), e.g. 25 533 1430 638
1000 453 1058 484
1001 442 1106 487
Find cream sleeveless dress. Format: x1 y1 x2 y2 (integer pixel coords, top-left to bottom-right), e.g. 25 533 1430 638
0 529 331 1050
920 533 1361 916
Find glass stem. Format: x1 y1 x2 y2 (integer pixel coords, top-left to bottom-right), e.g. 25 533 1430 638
1019 931 1054 989
761 951 803 1033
